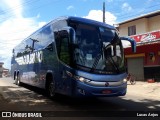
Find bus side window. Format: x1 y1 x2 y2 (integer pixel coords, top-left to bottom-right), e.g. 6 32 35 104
55 32 61 58
45 43 53 51
59 37 70 65
23 39 33 55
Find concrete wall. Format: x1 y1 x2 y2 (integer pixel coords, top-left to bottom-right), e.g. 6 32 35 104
148 15 160 31
119 15 160 36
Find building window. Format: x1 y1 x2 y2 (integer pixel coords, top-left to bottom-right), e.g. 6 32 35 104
128 25 136 36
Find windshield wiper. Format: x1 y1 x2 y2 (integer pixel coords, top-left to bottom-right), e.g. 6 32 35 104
90 54 101 72
106 56 120 73
103 43 120 73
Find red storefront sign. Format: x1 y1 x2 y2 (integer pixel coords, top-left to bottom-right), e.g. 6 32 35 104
130 30 160 43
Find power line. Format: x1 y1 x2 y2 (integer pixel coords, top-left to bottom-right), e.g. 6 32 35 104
0 0 40 22
117 3 160 20
107 0 160 15
101 1 160 24
0 29 35 37
0 0 63 22
0 41 20 45
1 0 160 37
0 0 38 15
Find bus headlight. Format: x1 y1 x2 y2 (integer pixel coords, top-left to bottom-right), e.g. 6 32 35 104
79 77 85 82
123 78 127 83
75 76 91 83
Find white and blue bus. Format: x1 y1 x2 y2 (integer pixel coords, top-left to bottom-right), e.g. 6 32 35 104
11 16 136 98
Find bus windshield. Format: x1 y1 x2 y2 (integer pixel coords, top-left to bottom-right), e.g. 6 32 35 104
69 22 125 74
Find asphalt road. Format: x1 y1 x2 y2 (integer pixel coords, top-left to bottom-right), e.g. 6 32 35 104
0 77 160 120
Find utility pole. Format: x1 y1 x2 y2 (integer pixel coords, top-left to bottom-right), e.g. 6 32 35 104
103 2 105 23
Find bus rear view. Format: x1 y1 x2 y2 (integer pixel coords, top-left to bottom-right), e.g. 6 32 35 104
11 16 136 98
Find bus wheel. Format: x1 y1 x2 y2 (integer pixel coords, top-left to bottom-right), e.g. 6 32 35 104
14 71 16 80
16 74 21 86
48 80 56 98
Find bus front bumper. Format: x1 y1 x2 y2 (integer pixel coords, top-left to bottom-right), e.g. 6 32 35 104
74 80 127 97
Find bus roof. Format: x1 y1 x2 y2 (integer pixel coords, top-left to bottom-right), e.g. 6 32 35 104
68 16 115 29
14 16 115 49
50 16 115 30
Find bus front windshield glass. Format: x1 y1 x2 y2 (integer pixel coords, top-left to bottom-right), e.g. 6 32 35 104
69 22 125 74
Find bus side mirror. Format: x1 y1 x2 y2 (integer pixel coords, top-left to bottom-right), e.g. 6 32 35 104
120 37 136 53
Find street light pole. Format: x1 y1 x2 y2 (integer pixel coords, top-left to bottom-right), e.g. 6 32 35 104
103 2 105 23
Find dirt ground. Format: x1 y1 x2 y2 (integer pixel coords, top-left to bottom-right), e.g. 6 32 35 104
127 81 160 100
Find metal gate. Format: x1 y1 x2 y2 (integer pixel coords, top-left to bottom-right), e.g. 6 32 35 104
127 57 144 81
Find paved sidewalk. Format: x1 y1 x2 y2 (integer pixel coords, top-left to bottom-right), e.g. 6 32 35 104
127 81 160 100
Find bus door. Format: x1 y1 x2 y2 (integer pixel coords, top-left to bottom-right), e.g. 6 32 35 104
55 30 73 95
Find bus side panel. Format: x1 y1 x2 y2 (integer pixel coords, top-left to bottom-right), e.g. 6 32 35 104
11 56 29 84
40 48 59 89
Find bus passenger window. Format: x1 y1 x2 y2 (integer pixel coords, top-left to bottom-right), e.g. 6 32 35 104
45 43 53 51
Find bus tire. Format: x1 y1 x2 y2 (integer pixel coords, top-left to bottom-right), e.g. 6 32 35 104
16 73 21 86
46 74 56 99
14 71 16 80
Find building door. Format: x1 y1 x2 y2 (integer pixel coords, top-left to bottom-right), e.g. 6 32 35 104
127 57 144 81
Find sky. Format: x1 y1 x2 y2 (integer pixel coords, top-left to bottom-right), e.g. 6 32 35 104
0 0 160 69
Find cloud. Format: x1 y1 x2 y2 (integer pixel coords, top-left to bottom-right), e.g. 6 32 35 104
67 5 74 10
122 3 132 12
0 0 46 69
3 0 23 18
84 10 117 25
